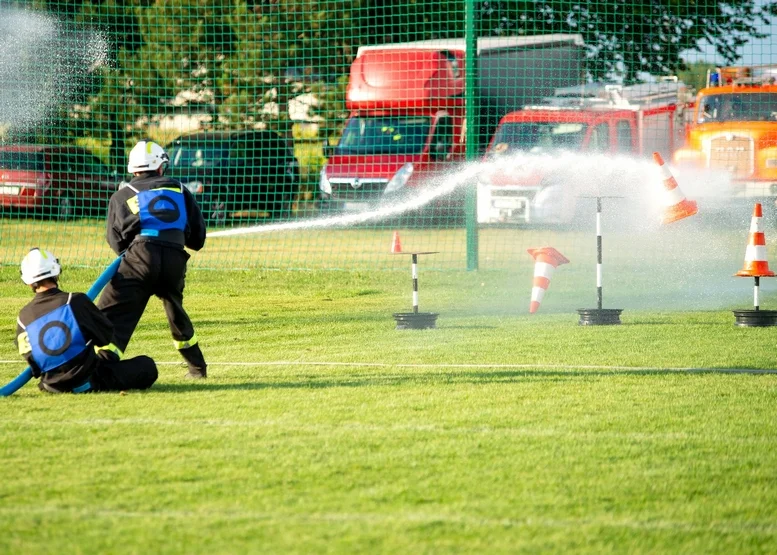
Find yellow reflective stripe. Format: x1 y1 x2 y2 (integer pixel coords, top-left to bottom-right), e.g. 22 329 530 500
151 187 182 193
146 142 154 154
174 334 198 350
17 332 31 356
126 196 140 214
95 343 124 360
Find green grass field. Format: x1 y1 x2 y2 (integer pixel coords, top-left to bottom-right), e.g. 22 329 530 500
1 262 776 554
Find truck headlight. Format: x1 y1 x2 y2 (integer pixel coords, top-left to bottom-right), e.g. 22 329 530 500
319 168 332 195
384 163 414 194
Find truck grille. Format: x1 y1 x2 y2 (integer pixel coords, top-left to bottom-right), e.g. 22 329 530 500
708 135 754 178
330 178 388 200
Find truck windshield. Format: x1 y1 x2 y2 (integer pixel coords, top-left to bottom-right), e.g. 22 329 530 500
336 116 431 155
488 122 586 155
697 93 777 123
168 145 229 168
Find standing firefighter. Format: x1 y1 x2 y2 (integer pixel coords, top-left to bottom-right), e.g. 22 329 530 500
16 248 157 394
98 139 208 379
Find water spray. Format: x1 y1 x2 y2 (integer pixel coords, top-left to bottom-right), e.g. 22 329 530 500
208 152 669 239
0 7 108 134
209 162 484 238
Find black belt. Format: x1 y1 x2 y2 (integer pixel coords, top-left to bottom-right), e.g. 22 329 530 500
137 229 185 246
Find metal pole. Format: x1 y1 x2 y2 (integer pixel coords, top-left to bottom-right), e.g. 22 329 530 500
755 276 760 311
597 197 603 310
412 254 419 313
464 0 479 271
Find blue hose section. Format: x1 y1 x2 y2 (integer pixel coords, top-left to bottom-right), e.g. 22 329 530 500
0 255 124 397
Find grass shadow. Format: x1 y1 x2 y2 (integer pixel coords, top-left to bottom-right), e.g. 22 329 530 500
152 366 777 393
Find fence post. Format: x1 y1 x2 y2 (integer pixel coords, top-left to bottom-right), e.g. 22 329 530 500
465 0 479 271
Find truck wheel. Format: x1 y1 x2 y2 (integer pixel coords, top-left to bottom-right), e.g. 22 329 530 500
270 182 298 220
203 194 228 227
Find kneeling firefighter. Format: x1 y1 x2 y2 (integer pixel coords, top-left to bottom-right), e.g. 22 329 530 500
97 139 208 378
16 248 157 394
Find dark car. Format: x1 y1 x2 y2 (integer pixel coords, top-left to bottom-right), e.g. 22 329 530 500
165 130 300 224
0 145 117 219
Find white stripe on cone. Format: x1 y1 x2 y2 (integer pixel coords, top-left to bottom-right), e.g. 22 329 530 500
533 262 556 279
664 186 686 206
745 245 768 262
531 286 546 305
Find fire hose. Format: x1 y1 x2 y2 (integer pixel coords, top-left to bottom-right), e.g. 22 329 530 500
0 254 124 397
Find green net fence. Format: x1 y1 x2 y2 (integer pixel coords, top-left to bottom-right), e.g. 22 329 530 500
0 0 775 278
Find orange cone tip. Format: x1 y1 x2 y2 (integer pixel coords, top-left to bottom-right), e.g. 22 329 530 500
653 152 698 224
391 231 402 254
735 203 775 277
527 247 569 314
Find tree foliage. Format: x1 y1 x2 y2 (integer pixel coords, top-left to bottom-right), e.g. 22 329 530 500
8 0 776 155
476 0 777 83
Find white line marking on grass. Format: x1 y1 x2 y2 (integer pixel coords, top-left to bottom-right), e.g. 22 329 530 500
0 506 775 535
0 359 776 374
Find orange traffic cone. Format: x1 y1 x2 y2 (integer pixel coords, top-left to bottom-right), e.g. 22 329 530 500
527 247 569 313
735 203 775 277
391 231 402 253
653 152 698 224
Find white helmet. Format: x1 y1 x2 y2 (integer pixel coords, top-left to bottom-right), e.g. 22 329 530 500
20 248 61 285
127 140 169 173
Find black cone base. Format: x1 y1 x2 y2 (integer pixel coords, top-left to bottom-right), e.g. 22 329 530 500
577 308 623 326
733 310 777 327
393 312 438 330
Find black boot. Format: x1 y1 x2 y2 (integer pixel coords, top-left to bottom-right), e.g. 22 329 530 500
180 344 207 379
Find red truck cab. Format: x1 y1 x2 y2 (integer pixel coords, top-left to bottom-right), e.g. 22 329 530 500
319 47 465 214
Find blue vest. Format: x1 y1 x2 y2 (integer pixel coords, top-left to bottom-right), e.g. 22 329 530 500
25 299 88 374
137 188 187 234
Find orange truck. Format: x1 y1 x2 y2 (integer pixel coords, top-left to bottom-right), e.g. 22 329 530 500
476 80 690 224
673 65 777 201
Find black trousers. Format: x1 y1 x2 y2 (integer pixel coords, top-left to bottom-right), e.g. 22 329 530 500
98 241 206 371
39 355 157 393
91 355 158 392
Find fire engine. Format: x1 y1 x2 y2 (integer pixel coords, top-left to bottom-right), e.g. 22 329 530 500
476 79 690 224
673 65 777 201
318 36 586 217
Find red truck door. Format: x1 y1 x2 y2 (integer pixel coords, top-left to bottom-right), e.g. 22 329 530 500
613 119 638 154
587 122 611 153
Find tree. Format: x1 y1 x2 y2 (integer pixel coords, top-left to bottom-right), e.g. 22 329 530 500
475 0 777 83
35 0 776 163
221 0 368 137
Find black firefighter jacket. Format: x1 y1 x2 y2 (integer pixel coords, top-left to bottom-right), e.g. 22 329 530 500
105 174 207 254
16 288 114 391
